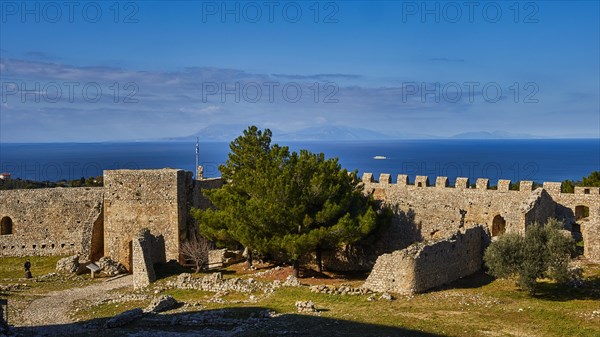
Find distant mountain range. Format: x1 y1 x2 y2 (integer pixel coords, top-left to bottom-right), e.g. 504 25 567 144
162 125 544 142
449 131 539 139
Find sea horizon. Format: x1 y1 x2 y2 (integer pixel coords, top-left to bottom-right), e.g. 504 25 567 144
1 138 598 184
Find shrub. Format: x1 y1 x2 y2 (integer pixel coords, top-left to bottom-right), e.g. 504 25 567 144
484 218 575 295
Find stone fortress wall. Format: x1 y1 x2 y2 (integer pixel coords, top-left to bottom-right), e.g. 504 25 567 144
359 173 599 262
103 169 194 271
356 172 599 293
0 169 222 272
0 168 597 294
0 187 104 258
544 185 600 261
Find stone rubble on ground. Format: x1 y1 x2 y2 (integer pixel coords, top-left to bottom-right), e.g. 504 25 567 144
94 294 150 306
309 284 371 296
56 255 80 273
295 300 318 313
96 257 127 276
35 272 61 282
0 283 28 292
282 275 301 287
254 266 283 277
168 272 283 294
379 292 393 301
144 295 179 313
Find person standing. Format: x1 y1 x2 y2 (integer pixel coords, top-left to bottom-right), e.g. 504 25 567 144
23 259 32 279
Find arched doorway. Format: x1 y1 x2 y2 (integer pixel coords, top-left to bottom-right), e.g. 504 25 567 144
1 217 13 235
492 215 506 237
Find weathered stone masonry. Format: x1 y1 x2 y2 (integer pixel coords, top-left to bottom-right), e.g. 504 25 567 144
0 187 104 258
103 168 222 271
364 226 486 294
132 229 158 290
361 173 556 239
358 173 598 261
0 168 223 273
0 169 597 293
358 173 599 294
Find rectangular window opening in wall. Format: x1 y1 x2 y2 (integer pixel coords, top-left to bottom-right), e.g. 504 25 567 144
51 244 55 249
584 189 590 194
32 245 36 249
41 244 46 249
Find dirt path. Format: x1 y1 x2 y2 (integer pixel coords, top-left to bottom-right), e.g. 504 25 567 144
18 274 132 330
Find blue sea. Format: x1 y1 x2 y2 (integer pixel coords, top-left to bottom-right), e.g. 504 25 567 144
0 139 598 184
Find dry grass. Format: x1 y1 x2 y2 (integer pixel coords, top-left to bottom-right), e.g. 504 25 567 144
2 256 599 337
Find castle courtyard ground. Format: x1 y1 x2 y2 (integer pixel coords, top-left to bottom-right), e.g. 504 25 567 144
1 256 599 337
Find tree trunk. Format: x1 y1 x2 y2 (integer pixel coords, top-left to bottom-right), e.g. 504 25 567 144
316 245 323 273
195 262 200 273
246 249 253 269
292 260 300 278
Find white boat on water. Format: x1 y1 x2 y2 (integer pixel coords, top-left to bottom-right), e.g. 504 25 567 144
373 155 387 160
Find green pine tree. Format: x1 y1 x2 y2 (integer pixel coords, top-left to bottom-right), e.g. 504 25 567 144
193 126 384 276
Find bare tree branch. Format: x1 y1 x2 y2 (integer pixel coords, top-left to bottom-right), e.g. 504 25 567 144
181 236 210 273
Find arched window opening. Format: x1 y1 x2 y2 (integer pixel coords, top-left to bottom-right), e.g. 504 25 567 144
1 217 13 235
575 205 589 220
492 215 506 237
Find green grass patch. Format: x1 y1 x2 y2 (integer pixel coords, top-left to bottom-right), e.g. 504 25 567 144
0 255 64 279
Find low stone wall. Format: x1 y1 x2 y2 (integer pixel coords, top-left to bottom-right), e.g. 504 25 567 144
363 226 486 294
132 229 157 289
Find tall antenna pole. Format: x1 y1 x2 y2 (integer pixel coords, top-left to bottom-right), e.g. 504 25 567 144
195 137 199 179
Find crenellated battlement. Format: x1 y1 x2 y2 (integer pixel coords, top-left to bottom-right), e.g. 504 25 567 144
358 171 599 264
361 173 600 195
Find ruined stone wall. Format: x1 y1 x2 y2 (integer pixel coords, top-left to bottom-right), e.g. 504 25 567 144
361 174 547 241
363 226 485 294
132 229 157 289
0 187 104 258
324 173 578 271
103 169 194 271
543 185 600 263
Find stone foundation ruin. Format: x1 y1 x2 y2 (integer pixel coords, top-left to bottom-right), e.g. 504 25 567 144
363 226 487 294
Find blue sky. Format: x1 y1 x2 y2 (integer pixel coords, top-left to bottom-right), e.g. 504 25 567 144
0 0 598 142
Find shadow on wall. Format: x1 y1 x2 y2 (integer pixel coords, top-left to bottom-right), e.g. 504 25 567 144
371 206 423 253
13 307 445 337
323 207 423 272
555 204 575 227
151 234 166 265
